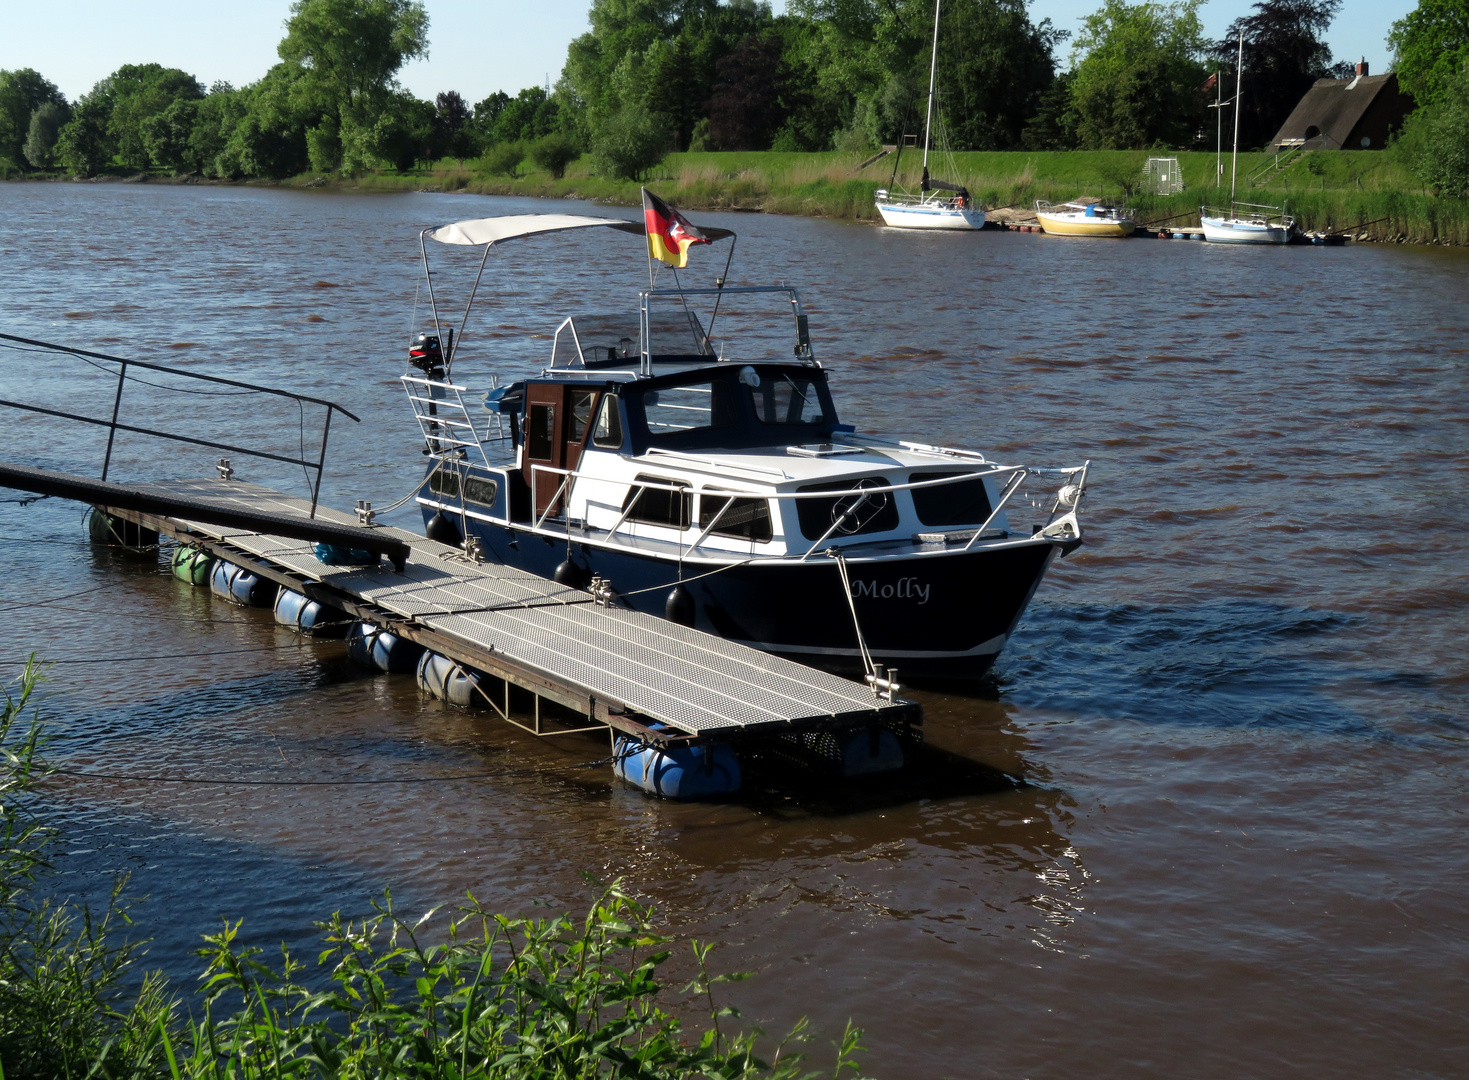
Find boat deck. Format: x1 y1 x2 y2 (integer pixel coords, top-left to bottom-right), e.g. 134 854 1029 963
105 477 919 745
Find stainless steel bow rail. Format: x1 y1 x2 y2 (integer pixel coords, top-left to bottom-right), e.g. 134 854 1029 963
0 332 357 516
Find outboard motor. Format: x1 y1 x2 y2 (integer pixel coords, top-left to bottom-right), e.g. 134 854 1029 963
408 331 446 377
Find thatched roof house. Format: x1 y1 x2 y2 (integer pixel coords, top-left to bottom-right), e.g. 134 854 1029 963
1269 63 1416 151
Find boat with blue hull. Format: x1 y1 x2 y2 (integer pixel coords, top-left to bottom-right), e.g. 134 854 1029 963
404 213 1088 682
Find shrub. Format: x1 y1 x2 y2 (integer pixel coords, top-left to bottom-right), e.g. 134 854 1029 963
529 131 580 178
482 139 526 178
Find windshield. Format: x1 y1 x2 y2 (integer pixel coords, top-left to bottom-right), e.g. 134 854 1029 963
752 374 826 424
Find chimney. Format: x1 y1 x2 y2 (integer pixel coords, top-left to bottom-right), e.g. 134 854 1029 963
1356 58 1369 77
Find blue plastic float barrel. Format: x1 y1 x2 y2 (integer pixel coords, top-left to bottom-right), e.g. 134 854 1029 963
345 621 424 673
273 589 350 637
208 559 275 607
613 732 741 800
415 650 484 706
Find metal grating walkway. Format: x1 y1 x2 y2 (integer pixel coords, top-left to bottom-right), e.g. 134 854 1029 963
112 477 917 740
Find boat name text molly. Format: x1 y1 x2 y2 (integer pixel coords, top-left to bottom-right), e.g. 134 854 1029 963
851 577 930 603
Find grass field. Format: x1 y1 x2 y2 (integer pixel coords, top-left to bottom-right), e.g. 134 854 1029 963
323 147 1465 244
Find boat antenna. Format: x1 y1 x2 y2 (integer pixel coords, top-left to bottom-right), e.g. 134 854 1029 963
922 0 941 190
1229 27 1243 207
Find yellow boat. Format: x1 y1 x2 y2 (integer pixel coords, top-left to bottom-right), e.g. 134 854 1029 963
1034 200 1137 238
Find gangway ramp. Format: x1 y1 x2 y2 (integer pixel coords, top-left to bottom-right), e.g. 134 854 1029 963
87 476 920 746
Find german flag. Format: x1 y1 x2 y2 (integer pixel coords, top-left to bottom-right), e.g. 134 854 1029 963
642 187 711 268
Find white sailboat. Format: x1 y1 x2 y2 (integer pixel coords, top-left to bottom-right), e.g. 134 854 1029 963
1201 29 1295 245
874 0 986 230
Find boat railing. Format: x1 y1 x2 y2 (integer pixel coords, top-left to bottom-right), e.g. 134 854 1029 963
401 374 507 468
0 331 358 516
518 457 1089 560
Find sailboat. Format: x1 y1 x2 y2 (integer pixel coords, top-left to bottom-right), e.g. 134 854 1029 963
874 0 986 230
1201 29 1295 245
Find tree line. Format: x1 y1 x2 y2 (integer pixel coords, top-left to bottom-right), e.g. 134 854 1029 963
0 0 1464 195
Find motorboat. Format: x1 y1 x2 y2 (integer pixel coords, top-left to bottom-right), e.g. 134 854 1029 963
1034 200 1137 237
873 0 986 231
1201 30 1296 245
403 212 1088 682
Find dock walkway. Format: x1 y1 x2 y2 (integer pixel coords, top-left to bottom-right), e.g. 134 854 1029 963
106 477 919 746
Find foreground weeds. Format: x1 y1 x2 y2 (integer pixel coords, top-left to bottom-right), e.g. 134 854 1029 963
0 660 867 1079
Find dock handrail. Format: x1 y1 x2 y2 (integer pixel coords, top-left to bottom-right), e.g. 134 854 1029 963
0 332 359 517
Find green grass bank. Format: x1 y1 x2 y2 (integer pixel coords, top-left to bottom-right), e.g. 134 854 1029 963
319 149 1468 245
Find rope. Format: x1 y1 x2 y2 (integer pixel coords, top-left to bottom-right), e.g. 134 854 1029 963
374 457 446 516
614 556 758 598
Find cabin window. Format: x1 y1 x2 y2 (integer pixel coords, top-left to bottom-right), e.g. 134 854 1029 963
796 477 900 540
527 403 555 459
622 474 691 529
753 375 827 425
642 379 737 436
592 394 623 449
699 491 773 543
428 469 497 507
568 390 596 444
910 472 992 527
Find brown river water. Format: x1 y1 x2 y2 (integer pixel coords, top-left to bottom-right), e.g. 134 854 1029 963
1 182 1466 1078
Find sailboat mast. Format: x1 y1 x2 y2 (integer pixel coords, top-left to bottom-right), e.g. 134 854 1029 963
923 0 940 172
1229 28 1243 205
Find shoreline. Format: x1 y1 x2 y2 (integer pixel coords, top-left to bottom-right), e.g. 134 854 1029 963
12 151 1467 246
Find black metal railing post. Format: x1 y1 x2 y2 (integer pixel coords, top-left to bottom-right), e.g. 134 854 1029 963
310 406 333 518
100 361 126 481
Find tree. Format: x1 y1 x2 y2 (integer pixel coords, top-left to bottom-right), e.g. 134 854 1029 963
589 100 667 179
106 64 204 170
23 100 71 168
433 90 472 159
140 99 199 173
1022 69 1080 148
1389 0 1469 106
277 0 429 173
54 92 115 176
189 83 248 177
1400 58 1469 194
1210 0 1345 152
931 0 1065 149
219 65 313 179
1069 0 1209 148
708 32 788 148
0 69 67 168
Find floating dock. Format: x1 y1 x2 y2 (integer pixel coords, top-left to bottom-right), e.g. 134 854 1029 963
69 473 919 754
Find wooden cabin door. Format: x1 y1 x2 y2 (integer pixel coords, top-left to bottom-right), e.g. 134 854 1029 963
523 385 600 517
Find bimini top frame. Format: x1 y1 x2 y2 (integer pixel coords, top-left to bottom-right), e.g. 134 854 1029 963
419 213 735 377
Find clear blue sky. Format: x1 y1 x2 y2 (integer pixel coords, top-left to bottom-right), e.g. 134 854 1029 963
2 0 1418 106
